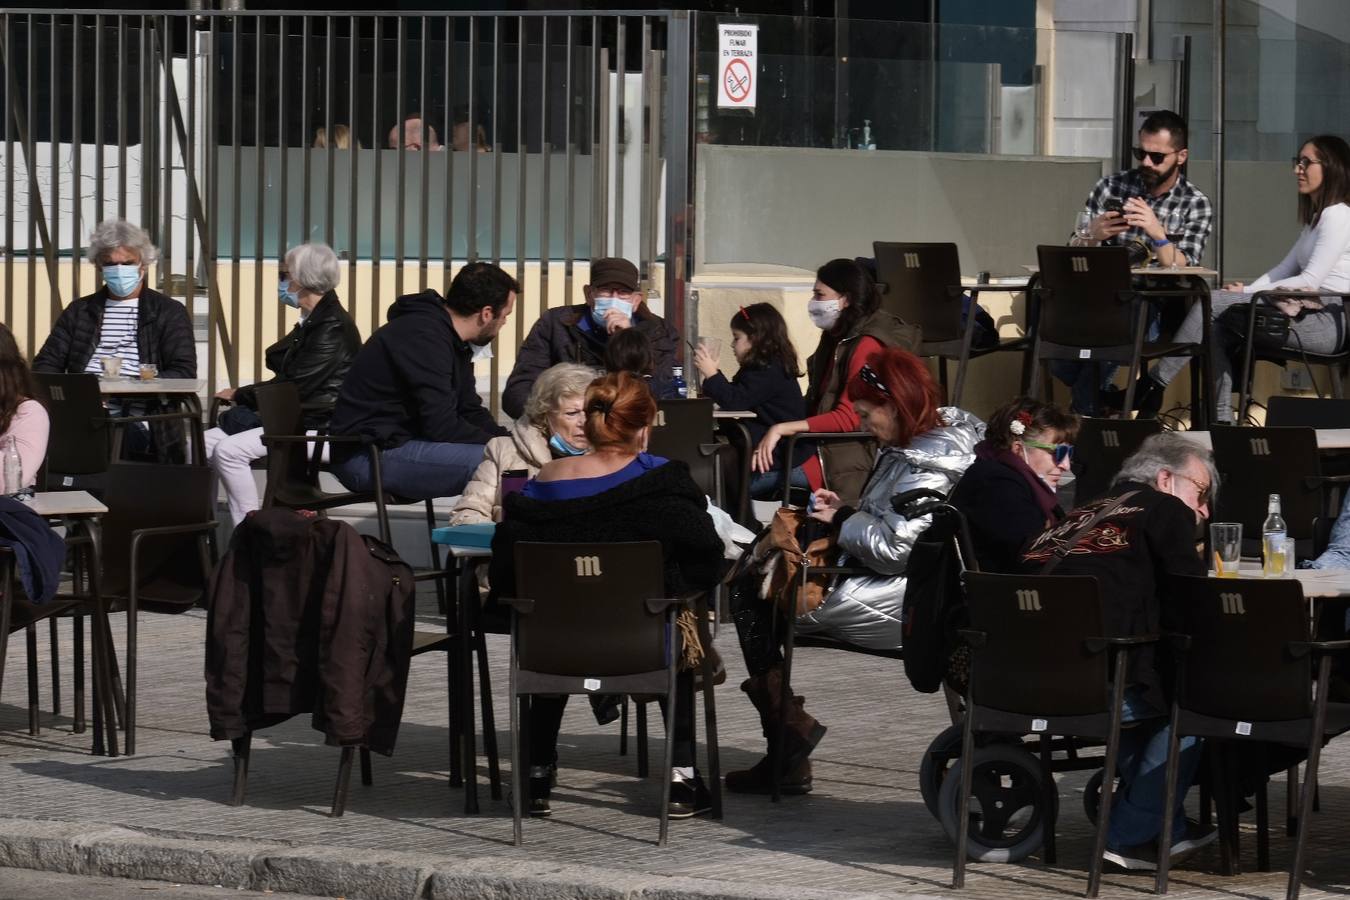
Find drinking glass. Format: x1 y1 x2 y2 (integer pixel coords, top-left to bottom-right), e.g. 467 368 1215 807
1210 522 1243 577
138 363 158 381
100 355 123 380
697 336 722 362
1074 211 1094 245
1264 535 1295 578
1163 212 1185 267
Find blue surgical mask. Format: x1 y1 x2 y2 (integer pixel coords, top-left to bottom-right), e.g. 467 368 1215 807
103 264 142 298
548 433 587 457
591 295 634 327
278 279 301 309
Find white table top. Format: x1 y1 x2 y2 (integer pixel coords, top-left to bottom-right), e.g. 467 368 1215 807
713 408 757 419
27 490 107 517
1021 264 1218 278
99 378 205 395
1182 429 1350 450
1212 561 1350 599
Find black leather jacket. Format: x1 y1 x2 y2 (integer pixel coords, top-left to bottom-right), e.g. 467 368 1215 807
233 292 362 427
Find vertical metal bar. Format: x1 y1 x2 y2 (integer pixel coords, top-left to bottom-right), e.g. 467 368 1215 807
1212 0 1224 278
230 13 241 389
185 13 196 337
159 16 173 293
117 15 126 220
664 11 692 354
140 15 151 229
562 15 575 307
491 16 502 266
253 15 265 384
441 14 454 292
324 15 335 248
514 14 526 349
466 15 478 264
593 22 607 258
346 14 357 300
538 16 550 319
48 13 61 306
276 15 288 341
94 14 103 225
72 14 82 301
1114 31 1135 174
2 13 10 331
644 38 661 285
614 15 626 262
417 15 429 292
26 13 36 353
639 16 653 283
301 15 312 244
394 15 406 297
370 15 382 335
207 15 218 393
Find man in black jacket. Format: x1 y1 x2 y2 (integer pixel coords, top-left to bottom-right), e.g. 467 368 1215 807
328 262 514 500
501 257 678 418
1020 433 1215 870
34 219 196 380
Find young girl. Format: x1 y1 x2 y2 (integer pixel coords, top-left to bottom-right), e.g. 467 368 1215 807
693 303 811 498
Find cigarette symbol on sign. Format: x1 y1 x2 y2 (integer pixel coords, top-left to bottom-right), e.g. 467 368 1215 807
723 58 752 103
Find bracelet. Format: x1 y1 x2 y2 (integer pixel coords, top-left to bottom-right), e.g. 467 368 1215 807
1151 237 1171 248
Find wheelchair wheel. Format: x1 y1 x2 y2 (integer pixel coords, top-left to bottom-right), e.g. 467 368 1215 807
1082 768 1121 826
919 723 965 819
938 744 1057 863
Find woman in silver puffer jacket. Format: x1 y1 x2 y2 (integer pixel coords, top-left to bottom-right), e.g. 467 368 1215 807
726 347 982 796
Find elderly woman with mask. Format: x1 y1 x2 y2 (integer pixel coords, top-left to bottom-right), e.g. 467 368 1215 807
204 242 361 526
450 363 596 524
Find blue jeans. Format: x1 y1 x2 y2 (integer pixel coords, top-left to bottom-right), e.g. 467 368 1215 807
1310 491 1350 570
1107 686 1202 849
1049 361 1120 416
334 439 486 501
748 464 810 500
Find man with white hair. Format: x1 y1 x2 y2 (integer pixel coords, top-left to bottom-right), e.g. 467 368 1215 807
34 218 196 379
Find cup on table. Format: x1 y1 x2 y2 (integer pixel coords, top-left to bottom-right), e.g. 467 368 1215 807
138 363 158 381
1211 522 1243 577
100 355 123 380
1263 535 1296 578
697 336 722 362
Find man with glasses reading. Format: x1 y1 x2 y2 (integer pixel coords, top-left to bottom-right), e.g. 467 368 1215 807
1054 111 1214 416
502 257 680 418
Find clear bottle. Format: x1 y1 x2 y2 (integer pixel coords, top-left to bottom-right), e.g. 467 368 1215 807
3 435 21 495
671 366 688 399
1262 493 1288 576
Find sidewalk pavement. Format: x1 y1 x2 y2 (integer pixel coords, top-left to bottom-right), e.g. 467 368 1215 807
2 588 1349 900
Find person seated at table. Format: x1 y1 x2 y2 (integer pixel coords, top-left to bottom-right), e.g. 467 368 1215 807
489 371 724 819
327 262 514 500
949 397 1077 573
750 258 917 504
693 302 812 500
501 257 679 419
0 323 49 490
1020 433 1216 870
448 362 595 525
726 348 981 795
602 327 668 399
34 219 196 381
1136 134 1350 423
204 242 361 526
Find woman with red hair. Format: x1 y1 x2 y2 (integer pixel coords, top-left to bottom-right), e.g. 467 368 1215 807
726 347 982 795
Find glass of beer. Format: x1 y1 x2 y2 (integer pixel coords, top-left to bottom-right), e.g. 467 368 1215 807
1264 535 1294 578
138 363 158 381
1211 522 1243 577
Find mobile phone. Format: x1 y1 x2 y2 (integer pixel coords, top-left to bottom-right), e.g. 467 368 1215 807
1103 197 1127 214
501 469 529 499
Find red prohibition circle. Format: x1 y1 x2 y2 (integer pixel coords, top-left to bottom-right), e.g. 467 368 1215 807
723 58 752 103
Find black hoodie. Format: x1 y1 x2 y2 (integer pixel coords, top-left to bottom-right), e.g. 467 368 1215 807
328 290 506 458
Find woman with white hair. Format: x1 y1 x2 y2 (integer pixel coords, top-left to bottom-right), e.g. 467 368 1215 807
449 362 596 524
34 218 196 379
205 242 361 526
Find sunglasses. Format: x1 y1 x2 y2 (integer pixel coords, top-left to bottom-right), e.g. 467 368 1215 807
1292 156 1323 171
1131 146 1178 166
1022 438 1074 465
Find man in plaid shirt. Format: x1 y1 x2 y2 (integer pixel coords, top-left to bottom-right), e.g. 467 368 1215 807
1053 110 1213 415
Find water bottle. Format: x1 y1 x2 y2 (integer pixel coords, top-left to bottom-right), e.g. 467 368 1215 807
1262 493 1288 576
3 436 21 495
671 366 688 399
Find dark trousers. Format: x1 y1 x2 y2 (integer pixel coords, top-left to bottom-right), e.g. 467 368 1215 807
730 576 785 678
527 672 697 769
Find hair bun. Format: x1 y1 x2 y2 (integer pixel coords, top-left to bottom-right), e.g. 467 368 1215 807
586 398 613 418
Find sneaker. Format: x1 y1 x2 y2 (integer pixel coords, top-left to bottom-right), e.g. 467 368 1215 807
1170 820 1218 857
1103 842 1158 872
667 770 712 819
528 764 555 818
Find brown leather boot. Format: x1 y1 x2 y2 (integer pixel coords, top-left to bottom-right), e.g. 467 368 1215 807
725 754 813 794
728 668 826 790
761 668 827 771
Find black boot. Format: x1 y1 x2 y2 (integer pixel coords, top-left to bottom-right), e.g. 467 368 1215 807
1133 373 1165 419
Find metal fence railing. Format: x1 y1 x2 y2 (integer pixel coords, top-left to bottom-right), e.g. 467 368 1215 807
0 9 692 415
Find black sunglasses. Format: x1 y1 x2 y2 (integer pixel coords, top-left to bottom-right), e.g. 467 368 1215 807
1131 147 1178 166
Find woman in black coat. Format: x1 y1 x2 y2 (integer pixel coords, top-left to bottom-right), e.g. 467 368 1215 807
948 397 1078 573
491 371 724 820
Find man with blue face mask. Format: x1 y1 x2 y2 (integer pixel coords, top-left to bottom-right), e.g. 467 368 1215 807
34 218 197 381
501 257 681 419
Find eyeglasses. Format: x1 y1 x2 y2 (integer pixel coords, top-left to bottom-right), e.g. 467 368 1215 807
1292 156 1323 171
1173 471 1212 505
1022 438 1074 465
857 363 891 396
1132 147 1178 166
277 271 290 283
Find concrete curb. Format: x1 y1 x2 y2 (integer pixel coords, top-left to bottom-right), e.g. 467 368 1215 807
0 818 942 900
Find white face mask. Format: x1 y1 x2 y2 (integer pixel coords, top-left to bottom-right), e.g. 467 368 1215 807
807 298 842 329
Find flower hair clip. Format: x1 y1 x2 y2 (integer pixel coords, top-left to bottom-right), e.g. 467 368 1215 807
1010 411 1033 436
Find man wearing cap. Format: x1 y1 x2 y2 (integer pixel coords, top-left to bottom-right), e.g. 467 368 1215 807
501 257 679 419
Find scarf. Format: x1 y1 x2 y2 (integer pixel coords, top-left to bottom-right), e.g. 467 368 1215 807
974 439 1061 524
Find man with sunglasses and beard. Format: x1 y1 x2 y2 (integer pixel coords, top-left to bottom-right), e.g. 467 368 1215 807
1053 111 1213 416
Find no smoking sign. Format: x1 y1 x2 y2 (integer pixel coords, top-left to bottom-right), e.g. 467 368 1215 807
717 24 757 111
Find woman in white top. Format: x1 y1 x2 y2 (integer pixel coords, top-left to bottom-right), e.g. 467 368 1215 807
0 323 49 490
1141 134 1350 422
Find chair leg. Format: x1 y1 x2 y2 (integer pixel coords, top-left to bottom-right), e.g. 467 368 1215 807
231 734 252 806
509 642 523 847
1289 658 1334 900
1088 659 1127 899
657 658 677 848
447 630 462 788
636 701 650 777
619 696 629 756
1155 708 1185 894
698 612 723 821
475 629 501 800
126 596 138 755
1038 734 1057 867
49 618 60 716
73 615 85 734
1256 777 1270 872
952 694 977 888
26 625 39 735
1287 764 1299 836
773 609 797 803
331 746 354 817
360 747 373 786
